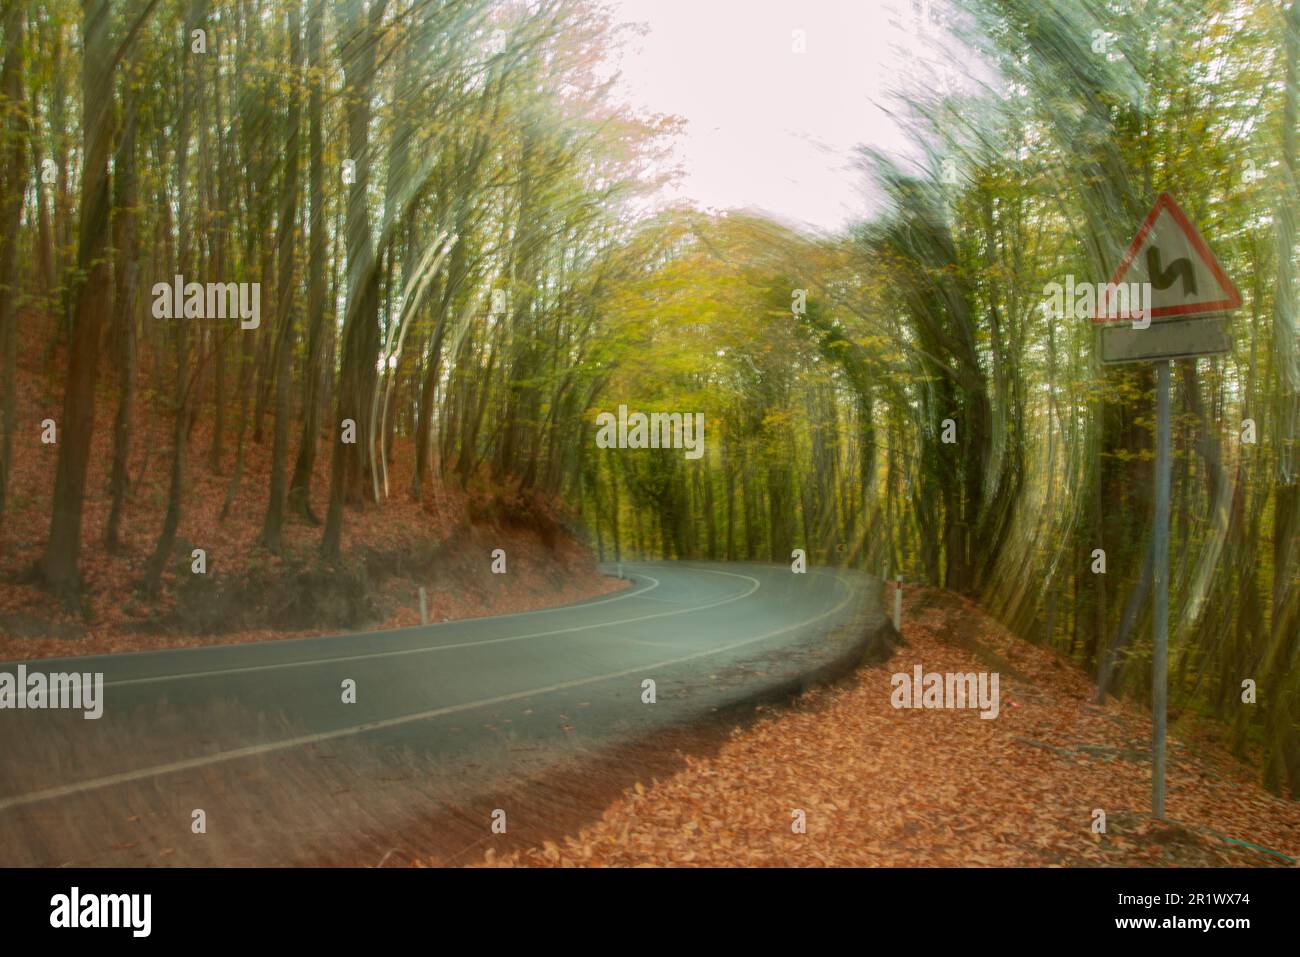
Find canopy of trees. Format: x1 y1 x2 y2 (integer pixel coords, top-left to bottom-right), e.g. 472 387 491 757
0 0 1295 795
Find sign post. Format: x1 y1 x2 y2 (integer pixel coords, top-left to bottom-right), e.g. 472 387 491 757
1096 192 1241 820
1151 361 1171 818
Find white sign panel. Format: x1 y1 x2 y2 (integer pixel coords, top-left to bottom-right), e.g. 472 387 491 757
1100 315 1231 365
1096 192 1242 324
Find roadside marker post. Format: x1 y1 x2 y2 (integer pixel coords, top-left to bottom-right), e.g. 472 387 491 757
1096 192 1241 820
893 575 902 632
419 587 429 626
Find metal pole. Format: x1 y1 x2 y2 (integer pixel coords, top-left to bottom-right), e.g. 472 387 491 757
1152 360 1172 819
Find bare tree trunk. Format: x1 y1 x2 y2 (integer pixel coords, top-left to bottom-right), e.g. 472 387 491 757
104 59 141 553
1264 0 1300 796
261 0 303 553
322 0 388 559
0 2 27 525
142 1 199 598
288 0 327 522
33 0 115 604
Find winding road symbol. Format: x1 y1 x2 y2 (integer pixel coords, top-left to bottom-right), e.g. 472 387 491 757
1098 192 1241 322
1145 246 1196 297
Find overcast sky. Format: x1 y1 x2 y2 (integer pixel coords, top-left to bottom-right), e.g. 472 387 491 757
602 0 966 233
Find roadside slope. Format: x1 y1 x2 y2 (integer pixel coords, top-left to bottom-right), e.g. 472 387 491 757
0 314 617 661
480 584 1300 867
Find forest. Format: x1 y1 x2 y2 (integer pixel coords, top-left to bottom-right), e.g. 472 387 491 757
0 0 1296 801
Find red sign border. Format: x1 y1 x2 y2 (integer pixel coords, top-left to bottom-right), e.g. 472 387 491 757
1093 192 1243 324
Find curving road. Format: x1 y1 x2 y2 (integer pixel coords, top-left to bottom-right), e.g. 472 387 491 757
0 561 882 865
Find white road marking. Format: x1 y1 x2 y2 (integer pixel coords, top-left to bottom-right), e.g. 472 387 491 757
0 572 854 813
97 569 760 689
1 570 663 675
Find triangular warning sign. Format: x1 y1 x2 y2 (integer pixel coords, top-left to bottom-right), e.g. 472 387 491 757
1097 192 1242 322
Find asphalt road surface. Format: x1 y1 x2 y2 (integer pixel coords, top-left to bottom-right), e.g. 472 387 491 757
0 561 882 865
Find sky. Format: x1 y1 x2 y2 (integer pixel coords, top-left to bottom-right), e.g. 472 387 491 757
601 0 969 233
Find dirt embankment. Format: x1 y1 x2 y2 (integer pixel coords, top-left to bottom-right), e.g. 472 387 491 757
0 315 621 661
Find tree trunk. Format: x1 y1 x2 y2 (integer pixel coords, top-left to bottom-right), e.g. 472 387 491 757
141 1 199 597
288 0 327 522
0 2 27 524
260 1 303 553
33 0 115 603
322 0 388 559
104 60 141 553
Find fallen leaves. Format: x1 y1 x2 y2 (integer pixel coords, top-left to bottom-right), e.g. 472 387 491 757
0 339 623 661
478 585 1300 868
